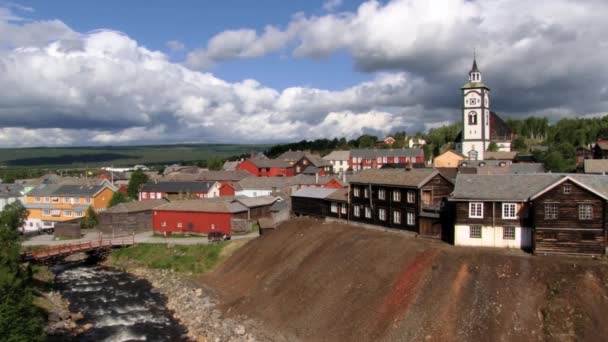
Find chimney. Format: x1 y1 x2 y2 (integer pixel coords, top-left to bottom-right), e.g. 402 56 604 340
405 161 413 171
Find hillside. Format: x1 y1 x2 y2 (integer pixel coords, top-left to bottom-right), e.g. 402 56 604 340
203 218 608 342
0 144 270 168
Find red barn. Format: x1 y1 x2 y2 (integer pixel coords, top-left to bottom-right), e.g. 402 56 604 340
236 158 294 177
219 182 236 196
152 200 247 235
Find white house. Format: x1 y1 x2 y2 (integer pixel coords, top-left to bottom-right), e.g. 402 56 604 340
323 150 350 174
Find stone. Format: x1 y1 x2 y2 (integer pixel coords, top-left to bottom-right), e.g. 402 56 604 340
197 336 208 342
234 325 246 335
70 312 84 321
82 323 93 331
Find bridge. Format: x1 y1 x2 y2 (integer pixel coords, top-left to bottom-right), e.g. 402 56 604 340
22 235 135 264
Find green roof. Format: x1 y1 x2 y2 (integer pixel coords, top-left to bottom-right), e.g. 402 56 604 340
461 82 490 89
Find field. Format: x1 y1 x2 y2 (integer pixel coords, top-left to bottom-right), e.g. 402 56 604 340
0 144 271 168
203 218 608 342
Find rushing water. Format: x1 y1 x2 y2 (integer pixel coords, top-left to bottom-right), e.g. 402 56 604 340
51 264 188 342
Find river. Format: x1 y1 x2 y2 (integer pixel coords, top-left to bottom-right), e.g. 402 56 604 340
50 263 189 342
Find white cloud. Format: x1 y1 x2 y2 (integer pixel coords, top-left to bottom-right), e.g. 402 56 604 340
166 40 185 51
323 0 343 12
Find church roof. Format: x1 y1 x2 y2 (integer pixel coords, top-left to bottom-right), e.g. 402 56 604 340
470 58 479 73
461 81 489 89
489 111 513 141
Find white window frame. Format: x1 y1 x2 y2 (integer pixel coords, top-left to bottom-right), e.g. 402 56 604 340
354 205 361 217
393 191 401 202
379 208 386 221
76 211 83 217
378 189 385 200
502 203 517 220
86 197 91 204
340 204 347 215
544 203 558 220
161 221 167 227
364 188 369 198
63 197 69 203
44 197 50 203
364 207 372 219
578 204 593 220
156 192 162 199
35 197 40 203
393 210 401 224
353 187 360 197
407 191 415 203
406 212 415 226
150 192 156 199
64 210 72 217
382 156 387 163
470 225 482 238
330 202 338 213
469 202 484 218
142 192 148 199
43 209 51 216
177 222 183 228
503 226 516 240
563 184 571 194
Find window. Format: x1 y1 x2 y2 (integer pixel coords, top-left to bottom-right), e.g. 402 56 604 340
157 192 161 199
470 225 482 238
44 197 50 203
544 203 558 220
407 191 415 203
340 204 347 215
51 209 61 216
76 211 83 217
377 157 382 163
406 212 415 226
63 197 69 203
296 166 301 173
503 226 516 240
579 204 593 220
469 202 484 218
43 209 51 216
382 157 387 163
364 188 369 198
364 207 372 218
354 205 361 217
422 191 432 206
142 192 148 199
563 184 571 194
86 197 91 203
331 202 338 213
502 203 517 219
51 197 59 203
393 210 401 224
468 111 477 125
393 191 401 202
177 222 183 228
64 210 72 217
71 197 78 204
379 208 386 221
378 189 386 200
339 160 343 166
353 187 360 197
150 192 156 199
161 221 167 227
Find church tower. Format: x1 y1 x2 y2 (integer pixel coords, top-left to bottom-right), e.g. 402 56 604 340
461 57 491 160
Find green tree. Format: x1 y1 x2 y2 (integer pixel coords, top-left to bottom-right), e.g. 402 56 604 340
108 192 129 208
486 142 499 152
127 168 149 200
80 206 98 229
0 202 45 342
206 157 224 171
512 136 528 152
357 135 377 148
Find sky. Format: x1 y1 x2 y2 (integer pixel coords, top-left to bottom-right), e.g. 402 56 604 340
0 0 606 147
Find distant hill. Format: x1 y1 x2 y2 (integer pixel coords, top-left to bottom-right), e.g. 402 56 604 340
0 144 271 168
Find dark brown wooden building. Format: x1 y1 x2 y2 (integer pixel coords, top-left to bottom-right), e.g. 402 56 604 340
348 168 453 237
98 199 169 235
531 176 608 256
291 187 339 218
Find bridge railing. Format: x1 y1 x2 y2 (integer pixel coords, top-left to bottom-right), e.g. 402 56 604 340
25 234 135 260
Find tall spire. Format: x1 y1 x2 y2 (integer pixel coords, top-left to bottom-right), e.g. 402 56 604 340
469 50 482 82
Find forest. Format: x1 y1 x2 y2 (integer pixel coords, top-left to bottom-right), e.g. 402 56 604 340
266 115 608 173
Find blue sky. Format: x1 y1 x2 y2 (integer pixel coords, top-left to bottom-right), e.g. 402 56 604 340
0 0 605 146
21 0 369 90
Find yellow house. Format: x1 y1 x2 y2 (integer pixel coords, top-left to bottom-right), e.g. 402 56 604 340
24 184 115 232
433 150 466 168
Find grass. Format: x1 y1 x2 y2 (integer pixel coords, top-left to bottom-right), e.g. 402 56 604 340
109 243 227 274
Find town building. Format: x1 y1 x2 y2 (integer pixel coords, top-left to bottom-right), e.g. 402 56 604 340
323 150 350 173
98 199 168 235
349 149 425 171
139 181 221 201
433 150 466 168
236 157 294 177
348 168 453 238
584 159 608 174
456 58 513 160
593 139 608 159
276 151 332 175
0 184 24 211
24 183 115 231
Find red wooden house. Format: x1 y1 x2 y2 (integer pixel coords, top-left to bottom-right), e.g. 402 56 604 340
349 148 425 171
152 200 246 235
139 181 220 200
236 157 294 177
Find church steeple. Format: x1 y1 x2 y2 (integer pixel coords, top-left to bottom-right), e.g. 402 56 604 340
469 55 482 83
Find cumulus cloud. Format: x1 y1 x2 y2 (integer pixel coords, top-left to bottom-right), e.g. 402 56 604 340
0 14 427 146
190 0 608 118
166 40 185 51
323 0 343 12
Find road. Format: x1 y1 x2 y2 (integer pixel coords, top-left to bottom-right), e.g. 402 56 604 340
22 230 260 247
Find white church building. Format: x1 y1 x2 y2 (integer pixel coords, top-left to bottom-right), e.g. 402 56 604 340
456 58 513 160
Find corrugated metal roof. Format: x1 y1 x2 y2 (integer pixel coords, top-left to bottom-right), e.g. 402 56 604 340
154 199 247 213
291 187 338 199
234 195 277 208
141 181 216 193
104 199 169 214
452 174 562 201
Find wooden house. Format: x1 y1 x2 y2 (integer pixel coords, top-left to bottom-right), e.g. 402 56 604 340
98 199 168 235
276 151 332 175
530 175 608 256
349 149 425 171
433 150 466 168
450 174 560 249
139 181 221 200
348 168 453 237
236 157 294 177
291 187 339 218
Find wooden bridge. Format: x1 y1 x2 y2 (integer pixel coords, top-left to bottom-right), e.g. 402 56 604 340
22 235 135 264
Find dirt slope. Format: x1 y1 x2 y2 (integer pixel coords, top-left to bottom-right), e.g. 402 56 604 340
203 218 608 342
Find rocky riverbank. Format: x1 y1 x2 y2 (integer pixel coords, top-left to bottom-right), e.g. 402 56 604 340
127 267 275 342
